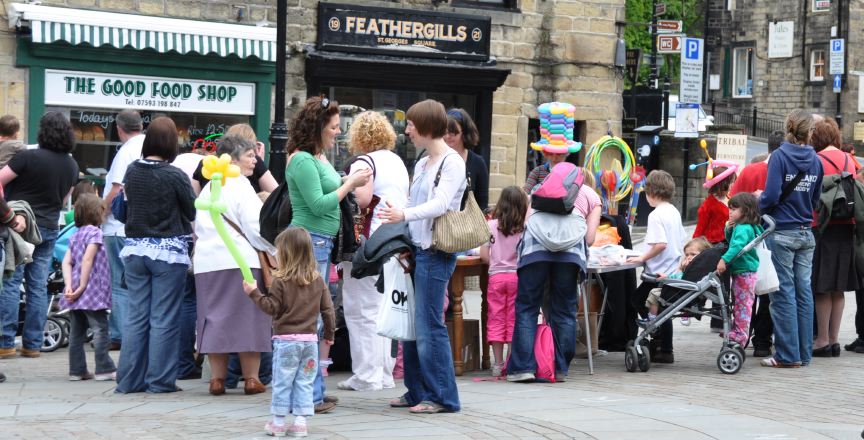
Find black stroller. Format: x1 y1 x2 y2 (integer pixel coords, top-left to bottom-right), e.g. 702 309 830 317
625 215 775 375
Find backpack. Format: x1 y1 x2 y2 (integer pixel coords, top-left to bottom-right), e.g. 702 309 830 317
819 153 856 221
533 317 556 383
530 162 584 214
259 180 292 245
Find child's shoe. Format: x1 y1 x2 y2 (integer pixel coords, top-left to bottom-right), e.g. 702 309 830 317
680 316 691 326
94 372 116 381
320 358 333 377
288 423 308 437
491 362 505 377
264 421 287 437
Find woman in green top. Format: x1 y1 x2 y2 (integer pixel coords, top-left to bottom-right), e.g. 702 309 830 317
716 192 763 350
284 96 371 413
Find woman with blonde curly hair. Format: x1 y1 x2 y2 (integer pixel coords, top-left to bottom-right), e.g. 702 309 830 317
337 111 409 392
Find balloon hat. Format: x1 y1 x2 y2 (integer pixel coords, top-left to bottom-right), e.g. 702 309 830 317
531 102 583 154
688 139 739 189
194 154 255 284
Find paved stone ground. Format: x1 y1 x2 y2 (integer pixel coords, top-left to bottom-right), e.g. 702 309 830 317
1 293 862 440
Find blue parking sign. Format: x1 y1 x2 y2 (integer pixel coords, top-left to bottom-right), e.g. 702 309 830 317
685 38 701 60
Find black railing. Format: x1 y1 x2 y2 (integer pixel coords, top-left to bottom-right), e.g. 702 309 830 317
710 104 785 140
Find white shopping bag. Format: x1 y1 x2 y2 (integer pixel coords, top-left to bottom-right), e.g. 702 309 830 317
755 243 780 295
376 255 416 341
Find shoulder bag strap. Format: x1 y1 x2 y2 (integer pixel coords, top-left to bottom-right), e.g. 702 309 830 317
777 171 805 205
817 152 842 175
355 155 376 180
222 214 250 243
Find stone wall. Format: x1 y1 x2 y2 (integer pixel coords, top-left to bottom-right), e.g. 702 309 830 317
706 0 853 140
1 0 626 203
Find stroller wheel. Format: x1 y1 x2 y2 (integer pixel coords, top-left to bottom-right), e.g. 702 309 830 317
717 348 743 374
638 348 651 372
55 316 71 348
625 346 639 372
41 317 67 353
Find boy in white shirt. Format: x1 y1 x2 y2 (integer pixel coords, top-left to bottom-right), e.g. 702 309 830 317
627 170 686 364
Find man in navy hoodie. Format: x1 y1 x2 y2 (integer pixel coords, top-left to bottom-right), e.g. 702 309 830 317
758 110 823 368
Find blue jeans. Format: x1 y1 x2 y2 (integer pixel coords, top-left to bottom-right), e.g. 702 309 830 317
177 272 198 378
69 310 115 375
402 249 460 411
509 261 580 376
766 229 816 366
0 226 59 350
115 255 187 393
105 235 129 344
308 230 333 405
271 340 317 417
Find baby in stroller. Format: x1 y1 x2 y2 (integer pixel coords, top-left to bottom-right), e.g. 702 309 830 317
644 237 712 321
625 214 775 375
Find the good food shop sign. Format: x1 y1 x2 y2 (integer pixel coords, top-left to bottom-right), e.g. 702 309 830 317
317 3 491 61
44 70 255 115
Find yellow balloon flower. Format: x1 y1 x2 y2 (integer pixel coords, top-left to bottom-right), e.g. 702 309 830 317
201 153 241 181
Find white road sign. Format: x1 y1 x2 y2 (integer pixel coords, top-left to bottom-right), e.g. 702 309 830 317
680 37 704 104
830 38 845 75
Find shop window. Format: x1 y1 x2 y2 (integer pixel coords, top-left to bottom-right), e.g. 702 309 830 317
48 107 247 181
319 86 476 175
810 49 826 81
732 47 754 98
813 0 831 12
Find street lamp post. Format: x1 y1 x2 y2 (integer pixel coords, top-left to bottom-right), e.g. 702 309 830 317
268 0 288 184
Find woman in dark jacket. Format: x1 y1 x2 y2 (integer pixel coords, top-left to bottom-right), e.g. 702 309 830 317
443 108 489 211
115 117 196 393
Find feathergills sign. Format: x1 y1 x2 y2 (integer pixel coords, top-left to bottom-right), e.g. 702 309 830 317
317 3 491 61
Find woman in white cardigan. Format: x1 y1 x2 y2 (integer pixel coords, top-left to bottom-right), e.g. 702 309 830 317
193 135 276 396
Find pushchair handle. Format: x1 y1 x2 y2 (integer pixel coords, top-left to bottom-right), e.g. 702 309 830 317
641 272 661 283
761 214 776 234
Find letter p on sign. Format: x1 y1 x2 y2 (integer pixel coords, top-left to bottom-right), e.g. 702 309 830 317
686 39 700 60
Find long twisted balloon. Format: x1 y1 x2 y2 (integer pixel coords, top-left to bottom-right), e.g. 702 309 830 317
688 139 740 189
194 154 254 283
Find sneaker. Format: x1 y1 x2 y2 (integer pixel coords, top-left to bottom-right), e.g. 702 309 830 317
0 348 16 359
314 401 336 414
264 421 288 437
288 423 308 437
337 381 356 391
491 362 505 377
69 373 95 381
680 317 691 326
506 372 535 382
554 371 567 382
844 338 864 352
94 372 116 381
653 352 674 364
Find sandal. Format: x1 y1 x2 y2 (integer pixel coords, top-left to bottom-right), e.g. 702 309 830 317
389 395 412 408
409 401 447 414
759 357 801 368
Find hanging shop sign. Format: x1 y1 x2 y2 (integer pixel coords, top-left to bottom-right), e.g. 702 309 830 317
317 3 491 61
44 69 256 115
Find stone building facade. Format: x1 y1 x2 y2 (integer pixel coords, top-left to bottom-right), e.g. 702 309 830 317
1 0 624 203
706 0 864 142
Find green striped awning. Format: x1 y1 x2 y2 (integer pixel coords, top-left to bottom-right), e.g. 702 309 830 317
8 3 277 62
32 20 276 62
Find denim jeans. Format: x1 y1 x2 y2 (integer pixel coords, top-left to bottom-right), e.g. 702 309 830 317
115 255 188 393
177 272 198 378
69 309 115 375
271 340 317 417
104 235 129 344
0 226 59 350
308 230 333 405
767 229 815 365
402 249 460 411
509 261 580 377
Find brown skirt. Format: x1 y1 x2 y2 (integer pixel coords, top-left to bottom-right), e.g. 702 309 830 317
195 268 272 353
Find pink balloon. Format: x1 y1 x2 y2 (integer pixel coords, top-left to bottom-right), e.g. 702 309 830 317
702 160 740 189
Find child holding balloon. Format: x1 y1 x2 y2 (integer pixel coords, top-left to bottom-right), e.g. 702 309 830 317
244 227 335 438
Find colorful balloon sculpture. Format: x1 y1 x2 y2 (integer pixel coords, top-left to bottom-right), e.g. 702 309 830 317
688 139 740 189
194 154 255 284
531 102 583 154
583 135 637 217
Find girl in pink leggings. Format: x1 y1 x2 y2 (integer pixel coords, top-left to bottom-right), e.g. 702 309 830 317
480 186 528 377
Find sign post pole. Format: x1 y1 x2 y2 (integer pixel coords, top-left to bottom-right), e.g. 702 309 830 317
831 38 845 128
269 0 288 184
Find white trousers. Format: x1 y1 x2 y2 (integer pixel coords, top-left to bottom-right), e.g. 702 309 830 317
340 262 396 391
